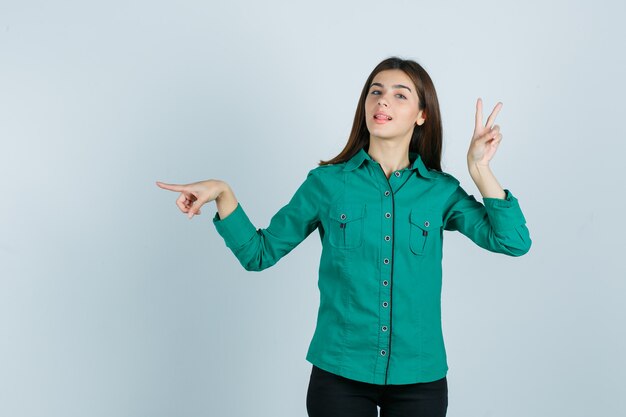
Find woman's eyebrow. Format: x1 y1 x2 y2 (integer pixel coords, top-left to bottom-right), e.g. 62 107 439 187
369 82 412 93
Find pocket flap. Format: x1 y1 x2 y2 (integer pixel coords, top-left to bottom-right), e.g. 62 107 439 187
329 203 365 223
409 209 443 230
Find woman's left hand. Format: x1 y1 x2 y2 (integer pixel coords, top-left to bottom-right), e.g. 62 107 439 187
467 98 503 167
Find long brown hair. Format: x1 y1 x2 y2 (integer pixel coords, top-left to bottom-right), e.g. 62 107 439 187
319 56 443 171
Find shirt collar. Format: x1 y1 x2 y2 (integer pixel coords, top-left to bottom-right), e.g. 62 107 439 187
343 147 439 180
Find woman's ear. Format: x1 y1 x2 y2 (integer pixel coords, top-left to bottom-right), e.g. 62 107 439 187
415 109 426 126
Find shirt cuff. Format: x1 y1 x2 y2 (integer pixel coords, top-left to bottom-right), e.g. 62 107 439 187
212 203 258 250
482 189 527 231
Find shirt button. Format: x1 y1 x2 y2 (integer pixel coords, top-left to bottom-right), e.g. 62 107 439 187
384 235 390 241
384 190 390 196
382 280 388 286
382 301 388 307
394 171 401 177
382 326 388 332
424 220 430 227
385 212 391 218
340 214 347 220
383 258 389 264
380 350 387 356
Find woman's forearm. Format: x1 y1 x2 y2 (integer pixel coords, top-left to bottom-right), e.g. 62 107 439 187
215 182 239 219
467 162 506 200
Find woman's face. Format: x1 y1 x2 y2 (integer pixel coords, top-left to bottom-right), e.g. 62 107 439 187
364 69 426 143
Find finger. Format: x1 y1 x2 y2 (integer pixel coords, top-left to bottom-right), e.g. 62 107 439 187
488 134 503 147
187 199 206 219
474 98 483 132
485 126 500 141
176 193 190 213
485 102 503 129
156 181 187 192
476 134 492 147
480 128 499 142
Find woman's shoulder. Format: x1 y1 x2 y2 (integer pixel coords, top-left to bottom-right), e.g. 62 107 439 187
428 167 460 185
308 162 346 178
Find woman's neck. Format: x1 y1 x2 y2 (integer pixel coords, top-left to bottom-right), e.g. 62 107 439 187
367 139 411 178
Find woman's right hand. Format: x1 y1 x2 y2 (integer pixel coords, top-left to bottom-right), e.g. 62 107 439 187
156 179 227 219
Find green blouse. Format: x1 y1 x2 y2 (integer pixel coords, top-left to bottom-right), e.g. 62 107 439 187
213 147 531 385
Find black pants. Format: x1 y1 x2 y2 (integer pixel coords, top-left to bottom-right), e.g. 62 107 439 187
306 365 448 417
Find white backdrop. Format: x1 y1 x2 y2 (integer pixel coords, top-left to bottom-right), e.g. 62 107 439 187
1 1 625 416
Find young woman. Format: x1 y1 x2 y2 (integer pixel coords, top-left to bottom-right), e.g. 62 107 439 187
157 56 531 417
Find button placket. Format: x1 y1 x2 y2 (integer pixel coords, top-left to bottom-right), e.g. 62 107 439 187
381 195 393 287
375 166 393 382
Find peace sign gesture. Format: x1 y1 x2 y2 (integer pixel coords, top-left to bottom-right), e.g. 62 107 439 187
467 98 503 167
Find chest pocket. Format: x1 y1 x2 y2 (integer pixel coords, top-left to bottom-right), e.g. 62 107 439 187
409 209 443 255
328 203 366 249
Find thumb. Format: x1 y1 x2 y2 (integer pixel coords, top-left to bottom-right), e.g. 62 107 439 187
475 131 495 146
187 198 206 219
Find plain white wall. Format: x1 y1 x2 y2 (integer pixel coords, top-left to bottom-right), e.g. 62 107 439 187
1 1 625 416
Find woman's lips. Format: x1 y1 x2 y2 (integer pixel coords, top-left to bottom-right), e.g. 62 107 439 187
373 115 392 124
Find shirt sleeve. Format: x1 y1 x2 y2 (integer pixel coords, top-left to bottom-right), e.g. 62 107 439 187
442 185 532 256
212 169 321 271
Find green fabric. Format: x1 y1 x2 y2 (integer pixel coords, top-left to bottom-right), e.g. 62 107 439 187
213 147 531 385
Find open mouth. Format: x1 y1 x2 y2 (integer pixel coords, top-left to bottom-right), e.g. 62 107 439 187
373 113 392 123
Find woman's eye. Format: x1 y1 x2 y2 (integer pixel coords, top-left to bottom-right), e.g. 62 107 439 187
370 90 406 99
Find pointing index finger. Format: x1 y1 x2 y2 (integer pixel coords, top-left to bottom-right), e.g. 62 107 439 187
156 181 187 192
